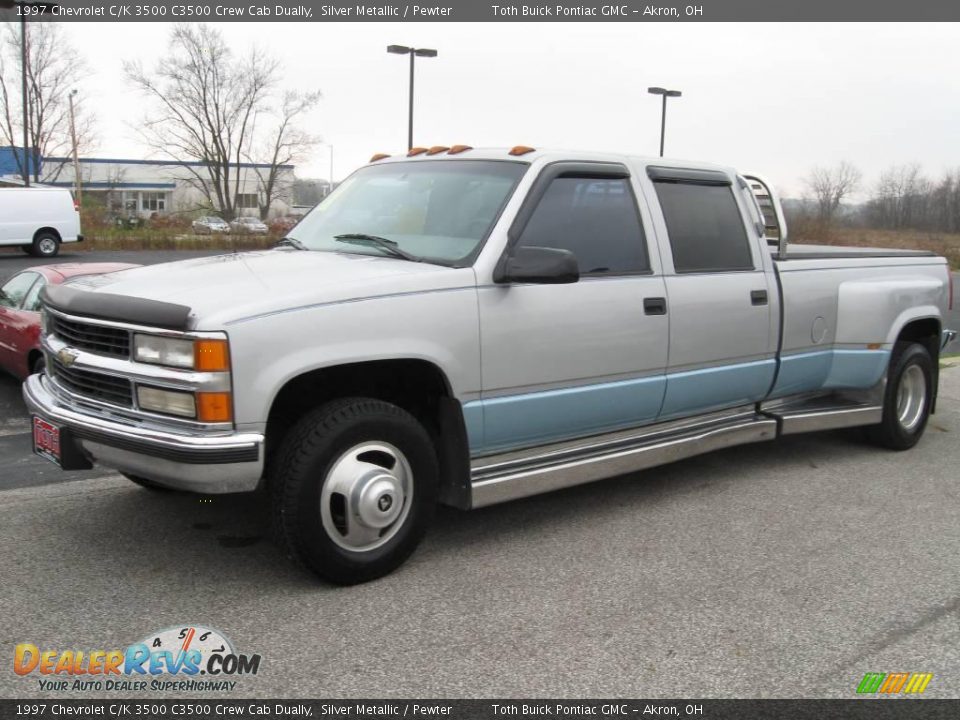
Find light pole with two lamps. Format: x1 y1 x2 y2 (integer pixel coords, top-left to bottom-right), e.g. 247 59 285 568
386 45 438 150
647 86 682 158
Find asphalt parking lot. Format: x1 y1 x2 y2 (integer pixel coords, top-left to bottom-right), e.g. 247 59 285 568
1 247 959 699
1 365 959 698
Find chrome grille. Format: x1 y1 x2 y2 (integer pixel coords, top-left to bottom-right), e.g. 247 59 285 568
51 316 131 358
50 359 133 407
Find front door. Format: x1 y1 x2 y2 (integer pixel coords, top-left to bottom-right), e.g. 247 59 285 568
474 162 669 456
0 271 41 375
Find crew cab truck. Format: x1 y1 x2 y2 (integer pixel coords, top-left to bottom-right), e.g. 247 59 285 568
23 147 956 584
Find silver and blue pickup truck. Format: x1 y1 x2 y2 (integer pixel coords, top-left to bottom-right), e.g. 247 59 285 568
24 147 956 584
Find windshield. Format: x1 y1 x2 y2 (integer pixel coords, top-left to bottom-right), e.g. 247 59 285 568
287 160 527 265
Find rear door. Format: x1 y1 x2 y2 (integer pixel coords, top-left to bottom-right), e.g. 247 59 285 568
643 166 776 419
475 162 669 455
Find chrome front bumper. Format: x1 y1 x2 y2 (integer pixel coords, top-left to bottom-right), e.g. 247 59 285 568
23 374 264 493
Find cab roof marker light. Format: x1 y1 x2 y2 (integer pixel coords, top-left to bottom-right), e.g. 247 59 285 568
448 145 473 154
407 147 428 156
369 153 391 162
426 146 450 155
509 145 536 156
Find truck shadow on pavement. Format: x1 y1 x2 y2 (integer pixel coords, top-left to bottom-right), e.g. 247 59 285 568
42 425 895 590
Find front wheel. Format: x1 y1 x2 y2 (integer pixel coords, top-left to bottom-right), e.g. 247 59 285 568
31 232 60 258
867 342 934 450
271 398 438 585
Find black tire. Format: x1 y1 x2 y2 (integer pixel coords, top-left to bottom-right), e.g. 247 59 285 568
31 232 60 258
271 398 438 585
122 473 174 492
867 342 934 450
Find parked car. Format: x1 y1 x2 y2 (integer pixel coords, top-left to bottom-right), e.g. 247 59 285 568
191 216 230 234
0 188 83 258
269 216 300 234
23 148 956 585
230 216 269 235
0 263 139 379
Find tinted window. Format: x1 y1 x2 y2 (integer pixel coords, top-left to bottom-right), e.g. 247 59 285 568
516 177 649 275
654 182 754 273
22 276 47 312
0 272 39 308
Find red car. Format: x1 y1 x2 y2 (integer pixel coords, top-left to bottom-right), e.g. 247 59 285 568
0 263 139 380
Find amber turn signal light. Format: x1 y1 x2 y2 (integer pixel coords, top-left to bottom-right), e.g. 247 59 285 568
194 339 230 372
196 392 233 423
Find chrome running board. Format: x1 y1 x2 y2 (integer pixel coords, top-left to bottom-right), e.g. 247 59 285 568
762 398 882 435
470 412 777 508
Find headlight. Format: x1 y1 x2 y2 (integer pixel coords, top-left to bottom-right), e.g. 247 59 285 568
133 335 230 371
134 334 194 368
137 386 197 418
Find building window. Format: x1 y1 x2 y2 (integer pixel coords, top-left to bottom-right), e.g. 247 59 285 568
235 193 258 209
141 192 167 212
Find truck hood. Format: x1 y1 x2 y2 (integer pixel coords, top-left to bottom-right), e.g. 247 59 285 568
65 249 475 328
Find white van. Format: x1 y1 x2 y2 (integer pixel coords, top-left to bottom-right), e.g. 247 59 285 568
0 187 83 257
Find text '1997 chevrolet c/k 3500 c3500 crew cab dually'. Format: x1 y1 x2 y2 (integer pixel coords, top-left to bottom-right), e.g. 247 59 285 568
23 146 956 584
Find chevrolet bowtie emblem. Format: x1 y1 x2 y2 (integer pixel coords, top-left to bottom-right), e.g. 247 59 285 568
57 348 79 367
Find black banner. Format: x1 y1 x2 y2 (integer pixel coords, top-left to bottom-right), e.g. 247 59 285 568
0 0 959 23
1 700 959 719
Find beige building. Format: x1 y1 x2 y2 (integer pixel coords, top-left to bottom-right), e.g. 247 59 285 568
42 155 297 219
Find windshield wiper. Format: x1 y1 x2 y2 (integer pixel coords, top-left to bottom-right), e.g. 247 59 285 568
334 233 421 262
276 237 309 250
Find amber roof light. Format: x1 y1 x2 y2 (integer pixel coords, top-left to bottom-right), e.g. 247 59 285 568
509 145 536 156
448 145 473 154
407 147 428 156
369 153 391 162
426 146 451 155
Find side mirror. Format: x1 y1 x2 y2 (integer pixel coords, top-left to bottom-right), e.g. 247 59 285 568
494 246 580 285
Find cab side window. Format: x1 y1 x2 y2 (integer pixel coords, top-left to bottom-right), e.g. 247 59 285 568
0 272 39 309
22 277 47 312
654 181 754 273
516 177 650 275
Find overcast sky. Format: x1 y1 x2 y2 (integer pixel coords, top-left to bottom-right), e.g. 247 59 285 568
65 21 959 198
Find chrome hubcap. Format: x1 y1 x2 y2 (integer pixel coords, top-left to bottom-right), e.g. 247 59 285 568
320 441 412 552
38 238 56 255
896 364 926 432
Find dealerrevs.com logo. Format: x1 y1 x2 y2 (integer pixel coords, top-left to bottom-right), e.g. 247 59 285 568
14 625 261 692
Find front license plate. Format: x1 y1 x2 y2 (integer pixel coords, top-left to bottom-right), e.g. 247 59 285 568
32 416 62 467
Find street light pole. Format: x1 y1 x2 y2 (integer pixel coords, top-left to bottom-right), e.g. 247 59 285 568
387 45 438 150
69 89 81 206
647 86 682 158
20 13 29 185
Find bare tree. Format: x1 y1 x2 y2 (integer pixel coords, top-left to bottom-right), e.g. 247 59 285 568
124 24 283 221
803 161 862 226
0 23 95 182
248 90 321 219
